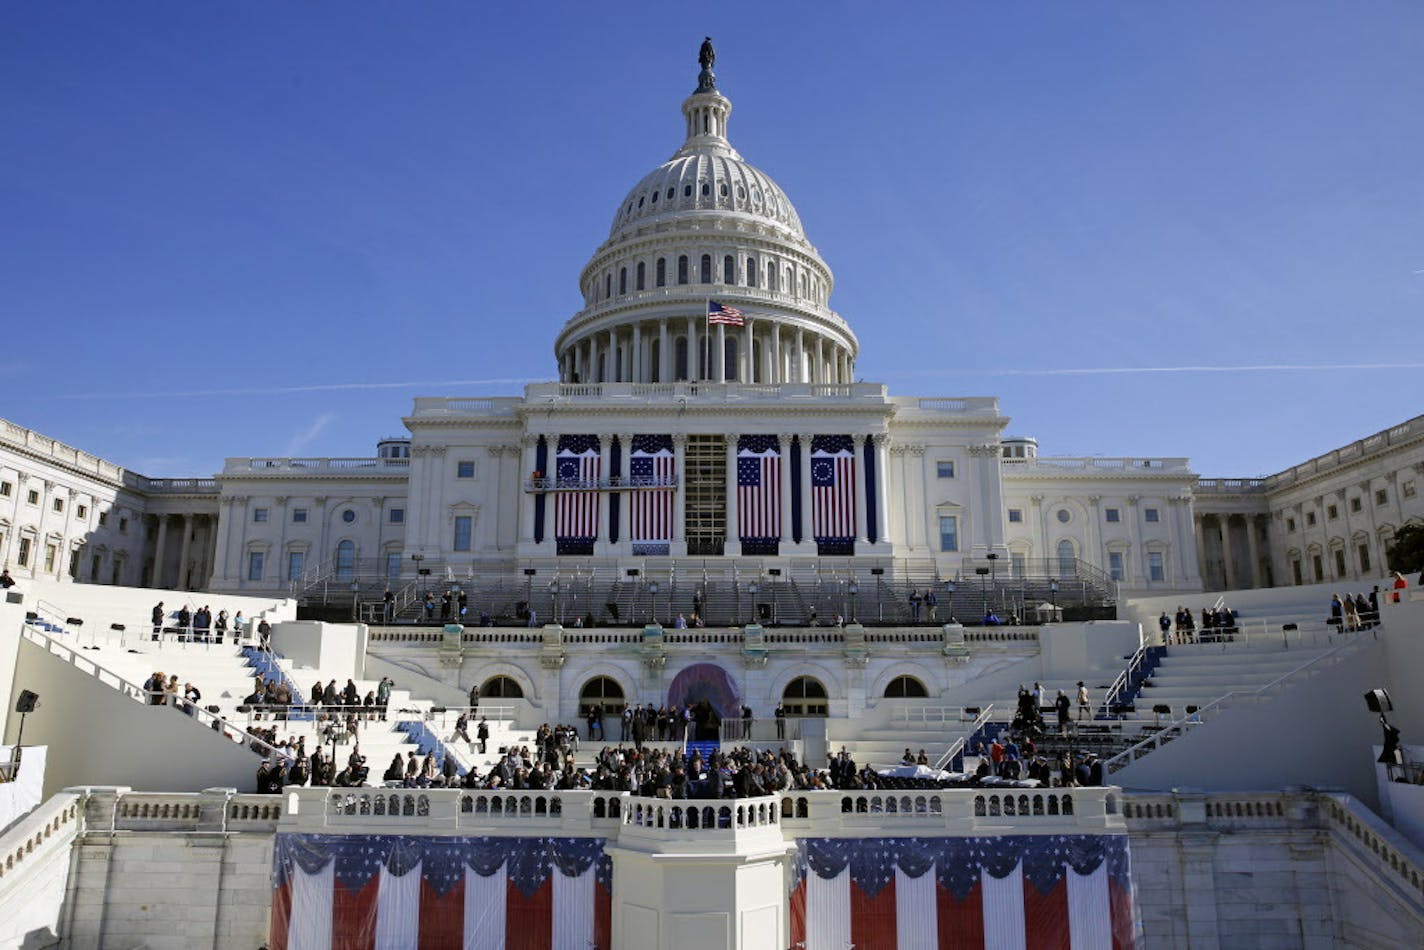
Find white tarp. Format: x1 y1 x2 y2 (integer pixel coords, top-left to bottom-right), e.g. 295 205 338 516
0 745 47 835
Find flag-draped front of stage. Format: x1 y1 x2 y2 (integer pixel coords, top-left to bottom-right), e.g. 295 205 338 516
789 833 1136 949
268 834 611 950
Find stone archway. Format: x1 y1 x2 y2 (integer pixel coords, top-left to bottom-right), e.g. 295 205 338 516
666 662 740 718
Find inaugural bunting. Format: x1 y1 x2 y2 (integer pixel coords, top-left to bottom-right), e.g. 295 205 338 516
737 435 781 555
555 435 601 556
630 434 674 555
789 834 1137 950
269 833 612 950
811 435 856 555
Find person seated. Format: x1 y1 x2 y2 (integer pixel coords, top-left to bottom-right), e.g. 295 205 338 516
983 610 1001 626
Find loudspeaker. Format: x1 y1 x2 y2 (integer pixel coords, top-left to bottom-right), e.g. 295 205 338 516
15 690 39 714
1365 689 1393 714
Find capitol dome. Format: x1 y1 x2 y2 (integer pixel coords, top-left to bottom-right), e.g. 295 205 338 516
554 43 857 388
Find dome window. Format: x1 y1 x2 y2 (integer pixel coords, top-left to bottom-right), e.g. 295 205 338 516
667 187 675 200
752 188 762 202
701 182 710 197
700 254 712 284
738 185 746 200
719 183 728 197
723 255 734 284
684 185 692 198
656 258 667 288
651 190 658 203
636 261 646 291
619 267 627 295
746 256 757 287
677 255 689 285
605 274 612 299
637 196 644 208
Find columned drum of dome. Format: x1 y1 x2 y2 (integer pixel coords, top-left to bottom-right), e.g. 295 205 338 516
554 49 857 386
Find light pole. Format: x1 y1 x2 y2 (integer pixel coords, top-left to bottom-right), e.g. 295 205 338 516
1049 578 1058 621
648 581 659 625
986 552 999 614
523 568 536 624
549 579 561 625
975 567 990 623
848 580 859 623
450 583 462 627
748 582 759 625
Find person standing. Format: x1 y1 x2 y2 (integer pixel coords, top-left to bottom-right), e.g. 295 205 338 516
1076 681 1091 722
477 718 490 755
1158 612 1172 644
774 702 786 740
383 588 395 623
151 602 165 641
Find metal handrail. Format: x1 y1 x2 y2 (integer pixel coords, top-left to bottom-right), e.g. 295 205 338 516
1105 628 1377 773
934 704 996 772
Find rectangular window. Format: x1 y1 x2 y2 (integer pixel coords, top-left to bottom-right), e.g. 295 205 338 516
253 508 270 523
99 511 109 526
17 537 31 567
1109 552 1125 581
1404 481 1416 499
52 498 63 513
1349 497 1362 513
389 508 405 524
43 543 57 573
1105 508 1120 523
292 508 308 523
247 551 265 581
1007 508 1023 523
68 550 79 578
287 551 305 581
456 461 475 478
1327 504 1338 520
1291 559 1302 585
1144 508 1160 523
1313 554 1324 582
1306 512 1317 526
386 553 402 579
936 461 955 479
938 515 958 552
77 504 88 519
453 515 473 552
1147 551 1165 582
1010 553 1026 576
1376 488 1389 506
26 489 39 505
1334 548 1347 577
1286 517 1296 533
1359 544 1371 573
0 481 10 497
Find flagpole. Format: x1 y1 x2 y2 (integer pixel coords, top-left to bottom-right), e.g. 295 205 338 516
704 297 711 382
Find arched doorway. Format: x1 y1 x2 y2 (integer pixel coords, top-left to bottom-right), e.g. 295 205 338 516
782 676 828 717
883 675 928 698
579 676 626 716
480 675 524 699
666 663 740 718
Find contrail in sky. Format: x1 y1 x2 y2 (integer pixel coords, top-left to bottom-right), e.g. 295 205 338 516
902 362 1424 379
57 377 539 400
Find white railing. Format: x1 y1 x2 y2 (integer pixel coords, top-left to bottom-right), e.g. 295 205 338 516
17 624 287 762
894 704 995 726
223 456 411 474
1106 628 1379 773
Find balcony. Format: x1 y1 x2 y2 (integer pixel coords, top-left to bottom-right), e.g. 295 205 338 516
222 457 411 476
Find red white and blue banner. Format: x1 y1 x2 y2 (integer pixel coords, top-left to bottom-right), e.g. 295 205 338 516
811 435 856 554
555 435 601 555
737 435 781 555
629 434 674 555
269 834 611 950
790 834 1136 950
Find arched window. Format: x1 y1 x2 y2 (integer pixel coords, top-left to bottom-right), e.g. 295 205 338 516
700 254 712 284
675 336 689 381
480 675 524 699
618 267 627 295
335 540 356 581
580 676 626 715
884 675 928 699
785 267 794 295
636 261 645 291
1057 539 1076 576
723 255 735 284
746 257 757 287
724 338 738 381
677 255 689 285
604 274 611 299
656 258 666 288
782 676 828 717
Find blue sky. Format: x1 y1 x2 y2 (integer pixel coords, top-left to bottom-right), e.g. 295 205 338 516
2 2 1421 479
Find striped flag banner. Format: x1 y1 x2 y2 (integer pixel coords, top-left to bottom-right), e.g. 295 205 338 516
269 833 612 950
737 435 781 553
555 435 601 553
790 833 1137 950
629 434 674 553
811 435 856 550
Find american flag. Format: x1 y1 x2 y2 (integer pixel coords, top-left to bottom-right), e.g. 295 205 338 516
630 434 674 547
790 833 1137 949
555 434 600 543
737 435 781 542
811 435 856 542
707 300 745 326
270 832 612 949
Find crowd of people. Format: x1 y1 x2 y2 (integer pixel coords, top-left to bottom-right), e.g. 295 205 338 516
148 600 270 647
1329 589 1384 631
